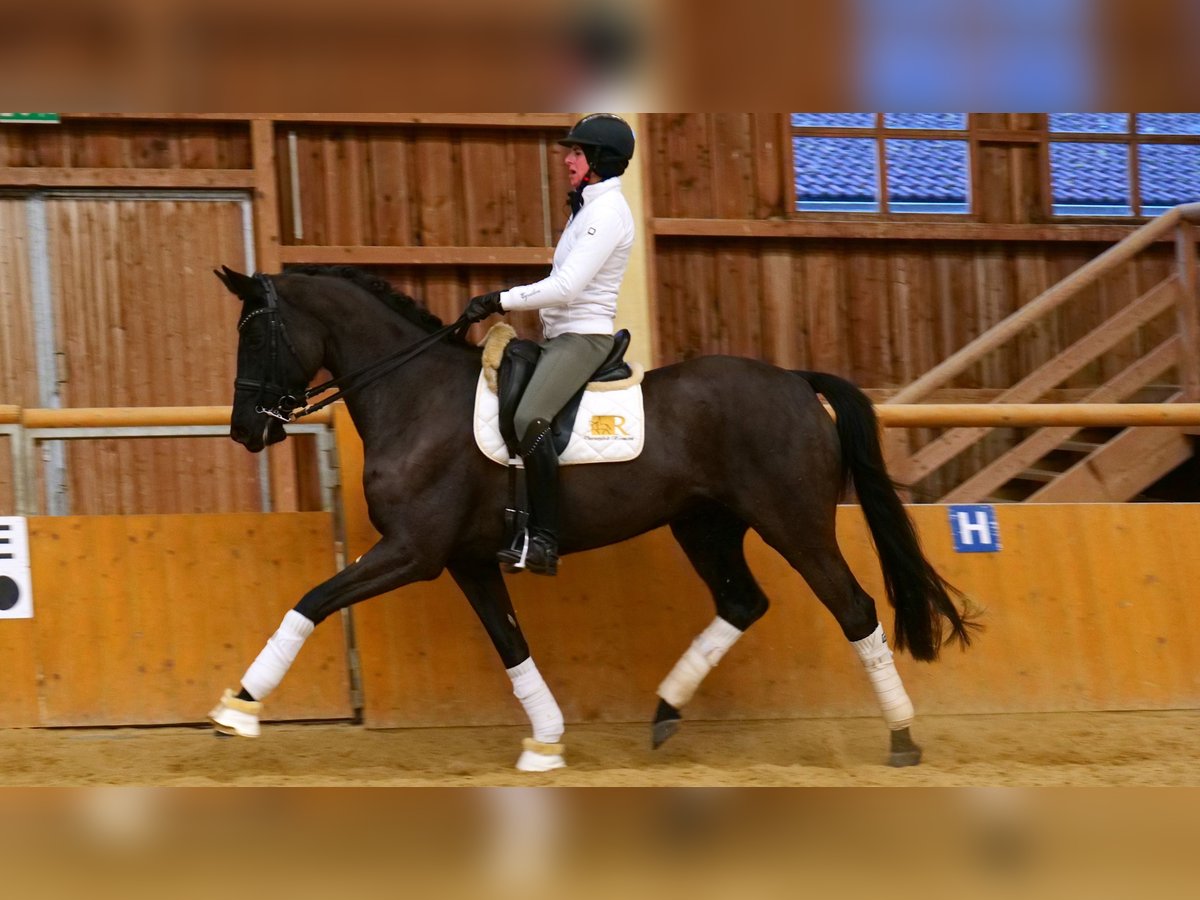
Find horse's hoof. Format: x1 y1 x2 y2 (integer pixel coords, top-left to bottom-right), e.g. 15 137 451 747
888 747 922 767
207 688 262 738
651 699 682 749
888 727 922 767
516 750 566 772
213 730 234 740
516 738 566 772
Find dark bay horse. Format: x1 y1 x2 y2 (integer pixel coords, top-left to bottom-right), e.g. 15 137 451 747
209 264 975 770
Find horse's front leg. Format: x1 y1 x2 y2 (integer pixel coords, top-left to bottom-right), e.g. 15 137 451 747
208 537 439 738
448 559 566 772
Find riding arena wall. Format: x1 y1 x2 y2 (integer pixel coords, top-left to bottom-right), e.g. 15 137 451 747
1 114 1198 730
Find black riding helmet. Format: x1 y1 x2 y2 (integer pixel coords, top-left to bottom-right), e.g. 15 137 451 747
558 113 635 180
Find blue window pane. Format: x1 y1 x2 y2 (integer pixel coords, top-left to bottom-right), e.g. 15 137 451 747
1139 145 1200 215
884 114 967 131
794 137 878 212
1049 113 1129 134
1137 114 1200 136
1050 143 1131 215
791 113 875 129
885 140 970 213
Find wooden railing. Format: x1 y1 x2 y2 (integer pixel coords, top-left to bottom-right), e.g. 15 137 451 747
884 203 1200 502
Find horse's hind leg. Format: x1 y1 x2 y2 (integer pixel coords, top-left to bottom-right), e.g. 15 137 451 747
448 559 565 772
756 517 921 767
653 504 768 749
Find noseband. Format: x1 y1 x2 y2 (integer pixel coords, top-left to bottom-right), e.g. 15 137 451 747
236 273 471 422
234 274 306 421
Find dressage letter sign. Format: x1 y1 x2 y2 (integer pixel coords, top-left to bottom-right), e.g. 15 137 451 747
0 517 34 618
948 504 1000 553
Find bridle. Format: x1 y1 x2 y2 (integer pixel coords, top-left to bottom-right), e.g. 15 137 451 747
235 273 469 422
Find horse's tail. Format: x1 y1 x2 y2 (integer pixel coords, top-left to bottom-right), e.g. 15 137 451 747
797 371 978 661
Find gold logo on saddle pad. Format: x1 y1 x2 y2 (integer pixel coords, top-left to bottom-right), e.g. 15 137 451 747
590 415 631 438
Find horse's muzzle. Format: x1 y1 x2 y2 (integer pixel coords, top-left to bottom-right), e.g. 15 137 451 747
231 414 287 452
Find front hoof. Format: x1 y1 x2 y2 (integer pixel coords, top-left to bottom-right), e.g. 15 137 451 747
207 688 262 738
888 727 922 767
516 737 566 772
651 699 682 749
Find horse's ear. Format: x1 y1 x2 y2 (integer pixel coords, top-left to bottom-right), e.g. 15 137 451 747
214 266 264 301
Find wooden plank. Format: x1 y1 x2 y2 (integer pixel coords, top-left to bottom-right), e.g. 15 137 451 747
890 208 1185 403
943 338 1183 501
29 513 350 726
64 113 578 128
349 501 1200 726
0 167 254 188
365 130 412 246
878 402 1200 428
1030 421 1192 502
277 245 554 266
1174 222 1200 398
651 217 1165 244
21 406 331 427
894 278 1183 482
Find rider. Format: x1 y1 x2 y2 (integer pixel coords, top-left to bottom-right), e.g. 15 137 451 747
462 113 636 576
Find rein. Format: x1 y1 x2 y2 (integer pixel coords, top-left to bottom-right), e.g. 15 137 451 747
239 273 470 422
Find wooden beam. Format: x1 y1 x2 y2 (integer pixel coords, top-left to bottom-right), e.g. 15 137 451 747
652 216 1164 244
19 406 331 428
278 245 555 266
890 207 1188 404
876 403 1200 428
0 167 255 189
62 114 577 128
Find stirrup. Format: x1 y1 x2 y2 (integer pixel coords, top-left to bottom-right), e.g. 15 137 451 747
497 528 530 573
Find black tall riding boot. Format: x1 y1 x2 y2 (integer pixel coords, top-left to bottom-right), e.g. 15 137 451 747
497 418 560 576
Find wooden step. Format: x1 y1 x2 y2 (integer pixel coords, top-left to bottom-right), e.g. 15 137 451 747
1030 427 1194 502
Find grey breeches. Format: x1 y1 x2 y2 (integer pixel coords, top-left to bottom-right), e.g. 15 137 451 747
514 332 616 439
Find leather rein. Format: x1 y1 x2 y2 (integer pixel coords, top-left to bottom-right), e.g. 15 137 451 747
235 273 469 422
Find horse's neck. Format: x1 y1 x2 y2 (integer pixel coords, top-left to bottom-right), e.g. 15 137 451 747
305 293 475 432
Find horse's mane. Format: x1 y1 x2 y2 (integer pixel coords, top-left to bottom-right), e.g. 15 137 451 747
287 265 471 345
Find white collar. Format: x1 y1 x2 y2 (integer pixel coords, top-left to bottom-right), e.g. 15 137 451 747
581 177 622 202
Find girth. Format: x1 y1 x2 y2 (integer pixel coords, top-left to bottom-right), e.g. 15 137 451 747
497 329 632 457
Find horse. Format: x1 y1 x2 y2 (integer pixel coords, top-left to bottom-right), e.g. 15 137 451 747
208 264 975 771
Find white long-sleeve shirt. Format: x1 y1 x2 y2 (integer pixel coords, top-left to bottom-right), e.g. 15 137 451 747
499 177 634 339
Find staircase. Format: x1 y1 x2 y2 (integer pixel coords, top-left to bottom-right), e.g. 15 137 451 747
885 203 1200 503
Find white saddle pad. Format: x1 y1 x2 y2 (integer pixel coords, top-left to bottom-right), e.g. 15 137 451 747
473 370 645 466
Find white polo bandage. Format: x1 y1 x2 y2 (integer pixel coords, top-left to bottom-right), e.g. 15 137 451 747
656 617 744 709
852 623 914 730
240 610 316 701
508 657 564 744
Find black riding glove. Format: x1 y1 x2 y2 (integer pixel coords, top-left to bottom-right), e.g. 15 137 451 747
463 291 504 323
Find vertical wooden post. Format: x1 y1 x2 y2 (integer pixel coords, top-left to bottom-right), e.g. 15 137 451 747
251 117 299 512
1175 221 1200 402
615 113 658 369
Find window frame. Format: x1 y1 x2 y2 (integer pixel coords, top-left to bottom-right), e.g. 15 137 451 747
1044 114 1200 221
787 113 978 222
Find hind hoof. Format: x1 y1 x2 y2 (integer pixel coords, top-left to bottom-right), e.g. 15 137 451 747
888 727 922 767
651 699 682 749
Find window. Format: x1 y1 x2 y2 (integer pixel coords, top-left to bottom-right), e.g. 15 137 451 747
1049 114 1200 216
791 113 971 215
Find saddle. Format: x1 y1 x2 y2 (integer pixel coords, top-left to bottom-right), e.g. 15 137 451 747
497 329 633 457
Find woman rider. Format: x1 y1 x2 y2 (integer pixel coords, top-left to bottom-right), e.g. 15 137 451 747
461 113 636 576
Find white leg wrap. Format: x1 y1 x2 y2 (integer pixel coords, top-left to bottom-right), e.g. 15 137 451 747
508 657 566 772
239 610 316 702
852 623 914 730
656 617 744 709
507 657 564 744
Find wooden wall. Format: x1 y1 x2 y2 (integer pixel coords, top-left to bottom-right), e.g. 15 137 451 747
0 512 351 727
648 114 1182 392
2 113 1193 515
331 411 1200 727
